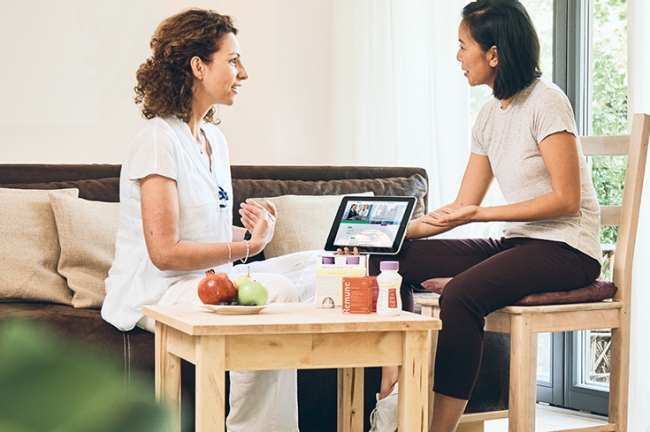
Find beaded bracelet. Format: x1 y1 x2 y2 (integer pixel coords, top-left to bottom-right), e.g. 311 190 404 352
241 240 250 264
226 242 232 263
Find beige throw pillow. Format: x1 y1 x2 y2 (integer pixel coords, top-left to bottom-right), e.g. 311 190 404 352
0 188 78 305
252 193 373 259
49 193 120 309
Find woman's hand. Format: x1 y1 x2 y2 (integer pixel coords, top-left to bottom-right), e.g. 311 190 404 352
336 247 360 256
239 199 277 253
421 205 480 229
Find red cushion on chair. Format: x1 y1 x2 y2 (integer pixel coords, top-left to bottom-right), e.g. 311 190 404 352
420 278 453 294
420 278 617 306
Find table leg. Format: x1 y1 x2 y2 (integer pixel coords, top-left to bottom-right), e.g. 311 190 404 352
420 304 439 426
337 367 365 432
155 322 182 432
195 335 227 432
398 330 430 432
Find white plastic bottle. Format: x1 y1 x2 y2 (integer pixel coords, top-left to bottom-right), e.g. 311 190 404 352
376 261 402 316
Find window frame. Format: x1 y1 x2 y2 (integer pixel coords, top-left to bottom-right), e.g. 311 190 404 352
537 0 612 415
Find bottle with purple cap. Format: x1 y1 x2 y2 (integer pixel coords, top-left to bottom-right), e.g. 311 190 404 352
376 261 402 315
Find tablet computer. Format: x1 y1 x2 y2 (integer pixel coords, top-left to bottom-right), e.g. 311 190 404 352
324 195 416 255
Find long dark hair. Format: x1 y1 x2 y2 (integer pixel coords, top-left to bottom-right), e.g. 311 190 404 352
134 9 238 123
462 0 542 100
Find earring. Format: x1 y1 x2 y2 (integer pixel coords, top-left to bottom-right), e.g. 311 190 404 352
215 104 221 125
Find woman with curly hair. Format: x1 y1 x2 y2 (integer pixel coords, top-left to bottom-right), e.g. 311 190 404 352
102 9 319 432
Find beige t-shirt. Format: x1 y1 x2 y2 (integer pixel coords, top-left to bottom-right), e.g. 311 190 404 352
471 78 601 263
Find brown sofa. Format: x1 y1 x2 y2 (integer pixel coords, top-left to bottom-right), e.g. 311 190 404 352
0 163 507 431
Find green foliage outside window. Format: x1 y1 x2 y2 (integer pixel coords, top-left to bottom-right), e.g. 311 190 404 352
590 0 628 245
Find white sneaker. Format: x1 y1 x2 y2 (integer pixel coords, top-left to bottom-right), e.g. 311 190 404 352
368 382 398 432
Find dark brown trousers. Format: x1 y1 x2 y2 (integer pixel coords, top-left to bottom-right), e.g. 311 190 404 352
369 237 601 399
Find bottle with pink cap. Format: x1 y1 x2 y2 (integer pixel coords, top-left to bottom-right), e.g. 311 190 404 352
376 261 402 315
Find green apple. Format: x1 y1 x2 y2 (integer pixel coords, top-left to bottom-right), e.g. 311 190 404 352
236 280 269 306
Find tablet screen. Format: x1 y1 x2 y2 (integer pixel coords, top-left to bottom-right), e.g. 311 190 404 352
324 196 416 255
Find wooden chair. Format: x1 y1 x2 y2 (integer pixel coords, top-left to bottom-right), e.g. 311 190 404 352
418 112 650 432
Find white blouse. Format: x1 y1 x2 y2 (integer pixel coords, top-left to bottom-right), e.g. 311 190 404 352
102 116 233 331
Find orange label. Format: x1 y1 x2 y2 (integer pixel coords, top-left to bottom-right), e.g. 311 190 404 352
387 288 398 309
342 277 373 314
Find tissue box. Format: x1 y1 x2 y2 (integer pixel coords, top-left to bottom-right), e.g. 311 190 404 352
342 277 373 314
315 255 368 308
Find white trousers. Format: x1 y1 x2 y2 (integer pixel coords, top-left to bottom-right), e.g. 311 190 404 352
137 250 322 432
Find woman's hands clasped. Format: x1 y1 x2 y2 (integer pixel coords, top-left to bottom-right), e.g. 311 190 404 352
239 199 277 252
420 205 480 229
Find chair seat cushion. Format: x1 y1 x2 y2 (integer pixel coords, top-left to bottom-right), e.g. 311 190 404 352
420 278 617 306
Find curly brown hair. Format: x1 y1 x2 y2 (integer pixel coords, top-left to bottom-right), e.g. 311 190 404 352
134 9 238 124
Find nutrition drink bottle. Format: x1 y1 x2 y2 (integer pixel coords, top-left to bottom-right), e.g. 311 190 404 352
376 261 402 316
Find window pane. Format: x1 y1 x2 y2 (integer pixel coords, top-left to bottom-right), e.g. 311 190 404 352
590 0 628 246
537 332 552 383
522 0 554 79
578 330 612 387
578 0 627 391
590 0 628 136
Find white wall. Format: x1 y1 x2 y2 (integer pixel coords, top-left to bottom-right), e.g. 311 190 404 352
0 0 332 165
627 1 650 430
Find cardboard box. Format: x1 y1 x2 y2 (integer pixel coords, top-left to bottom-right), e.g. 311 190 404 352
315 255 368 308
342 277 373 314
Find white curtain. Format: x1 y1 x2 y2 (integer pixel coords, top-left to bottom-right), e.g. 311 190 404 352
328 0 469 211
627 1 650 430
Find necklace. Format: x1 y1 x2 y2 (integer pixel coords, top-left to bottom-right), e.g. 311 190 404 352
196 131 206 154
195 130 212 171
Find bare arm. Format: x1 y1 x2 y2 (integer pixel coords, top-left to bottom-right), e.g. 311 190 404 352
407 131 581 238
406 152 494 239
140 175 275 271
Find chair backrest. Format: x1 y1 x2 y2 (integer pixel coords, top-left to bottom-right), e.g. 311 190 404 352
579 113 650 306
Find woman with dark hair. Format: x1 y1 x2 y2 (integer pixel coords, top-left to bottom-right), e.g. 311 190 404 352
366 1 601 431
101 9 319 431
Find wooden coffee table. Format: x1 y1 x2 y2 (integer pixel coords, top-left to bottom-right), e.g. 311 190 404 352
143 303 441 432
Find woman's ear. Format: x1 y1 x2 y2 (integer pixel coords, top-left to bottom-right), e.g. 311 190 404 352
487 46 499 68
190 56 204 80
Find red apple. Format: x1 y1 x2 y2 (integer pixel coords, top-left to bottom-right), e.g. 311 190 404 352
197 270 238 305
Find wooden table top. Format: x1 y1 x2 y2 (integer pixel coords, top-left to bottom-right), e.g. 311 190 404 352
143 303 441 336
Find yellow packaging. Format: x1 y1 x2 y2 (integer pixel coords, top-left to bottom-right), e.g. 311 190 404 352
315 255 368 308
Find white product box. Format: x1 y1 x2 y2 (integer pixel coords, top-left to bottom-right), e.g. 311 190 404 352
315 254 368 308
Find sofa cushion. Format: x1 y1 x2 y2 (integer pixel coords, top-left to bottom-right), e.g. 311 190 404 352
49 194 120 309
0 178 119 202
252 193 372 259
232 174 428 225
0 188 78 305
0 302 155 375
420 277 617 306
